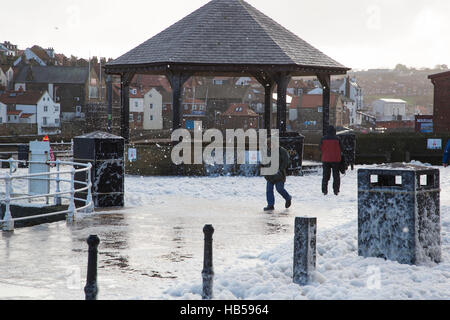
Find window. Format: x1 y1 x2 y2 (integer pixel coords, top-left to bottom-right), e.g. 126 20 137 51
150 115 153 121
55 118 60 124
44 106 48 112
0 117 2 123
137 115 142 121
55 106 59 112
150 104 153 109
76 106 82 113
135 102 138 108
43 117 47 125
129 113 134 121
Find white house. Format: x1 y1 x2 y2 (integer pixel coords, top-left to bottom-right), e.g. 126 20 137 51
0 68 7 88
13 48 47 67
129 87 145 113
0 66 14 89
342 96 357 127
0 101 7 124
373 98 407 121
308 77 364 110
0 90 61 135
143 88 163 130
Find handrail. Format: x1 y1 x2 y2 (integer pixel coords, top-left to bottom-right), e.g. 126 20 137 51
0 158 94 231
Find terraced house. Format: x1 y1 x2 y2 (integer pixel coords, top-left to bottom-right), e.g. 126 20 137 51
13 65 101 122
0 90 61 135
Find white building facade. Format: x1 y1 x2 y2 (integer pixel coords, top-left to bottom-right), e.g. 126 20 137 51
373 98 407 122
143 88 163 130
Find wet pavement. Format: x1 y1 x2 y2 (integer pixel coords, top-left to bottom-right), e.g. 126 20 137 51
0 195 303 300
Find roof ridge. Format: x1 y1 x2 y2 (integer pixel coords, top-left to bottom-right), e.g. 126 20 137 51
240 0 344 68
233 0 294 64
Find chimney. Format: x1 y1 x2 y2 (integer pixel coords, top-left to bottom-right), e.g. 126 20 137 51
345 76 351 99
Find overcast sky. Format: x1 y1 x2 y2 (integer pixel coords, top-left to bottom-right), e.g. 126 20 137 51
1 0 449 70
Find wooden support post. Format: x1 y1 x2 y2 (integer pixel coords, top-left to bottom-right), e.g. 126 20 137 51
318 74 331 136
274 73 291 134
106 75 113 133
253 72 275 132
293 217 317 286
166 71 191 131
120 72 134 143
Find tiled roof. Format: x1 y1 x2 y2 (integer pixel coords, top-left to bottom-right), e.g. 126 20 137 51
107 0 348 71
221 103 258 117
14 65 89 84
20 113 34 118
299 93 339 109
428 70 450 80
0 90 44 105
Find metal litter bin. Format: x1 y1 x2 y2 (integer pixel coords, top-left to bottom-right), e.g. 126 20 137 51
280 132 305 175
18 144 29 168
73 131 125 208
358 163 441 265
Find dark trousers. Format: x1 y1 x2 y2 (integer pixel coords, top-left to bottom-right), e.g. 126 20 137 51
267 181 291 206
322 162 341 194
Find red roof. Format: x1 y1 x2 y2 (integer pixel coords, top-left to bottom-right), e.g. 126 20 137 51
131 75 171 93
7 110 21 115
20 113 34 119
377 120 415 129
0 91 45 105
298 94 339 109
183 98 206 104
221 103 258 117
129 87 146 99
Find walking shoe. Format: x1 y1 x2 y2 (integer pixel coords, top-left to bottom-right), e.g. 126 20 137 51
264 205 275 211
285 198 292 209
334 190 339 196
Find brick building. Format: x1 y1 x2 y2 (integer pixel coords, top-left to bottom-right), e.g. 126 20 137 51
429 71 450 133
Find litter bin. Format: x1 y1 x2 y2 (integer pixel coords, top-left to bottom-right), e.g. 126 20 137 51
280 132 305 175
73 131 125 208
358 163 441 265
337 130 356 170
18 144 29 168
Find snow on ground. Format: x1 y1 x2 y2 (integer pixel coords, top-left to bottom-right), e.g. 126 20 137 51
0 163 449 300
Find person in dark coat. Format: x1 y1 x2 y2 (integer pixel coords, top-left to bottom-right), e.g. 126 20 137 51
320 125 344 195
443 140 450 167
263 142 292 211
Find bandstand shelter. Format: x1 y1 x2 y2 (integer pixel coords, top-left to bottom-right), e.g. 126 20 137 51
105 0 350 142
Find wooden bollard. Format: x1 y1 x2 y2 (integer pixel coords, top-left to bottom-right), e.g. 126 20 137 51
202 224 214 300
84 235 100 300
293 217 317 286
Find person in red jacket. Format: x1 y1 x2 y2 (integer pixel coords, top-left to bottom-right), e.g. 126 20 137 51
320 125 343 196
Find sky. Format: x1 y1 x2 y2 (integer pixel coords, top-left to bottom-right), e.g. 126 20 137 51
1 0 449 70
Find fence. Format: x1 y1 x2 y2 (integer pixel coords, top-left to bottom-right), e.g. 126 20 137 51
0 158 93 231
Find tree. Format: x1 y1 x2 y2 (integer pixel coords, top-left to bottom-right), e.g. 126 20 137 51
394 64 409 72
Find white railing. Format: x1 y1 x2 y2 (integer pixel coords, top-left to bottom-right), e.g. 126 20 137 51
0 158 93 231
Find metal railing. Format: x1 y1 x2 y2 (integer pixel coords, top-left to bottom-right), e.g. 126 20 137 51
0 158 93 231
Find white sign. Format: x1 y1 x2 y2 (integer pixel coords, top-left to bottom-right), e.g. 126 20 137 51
427 139 442 150
128 148 137 162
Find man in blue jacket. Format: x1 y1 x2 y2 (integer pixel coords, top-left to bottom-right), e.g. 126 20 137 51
443 140 450 167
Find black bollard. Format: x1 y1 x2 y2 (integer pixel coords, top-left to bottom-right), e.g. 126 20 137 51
293 217 317 286
84 235 100 300
202 224 214 300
